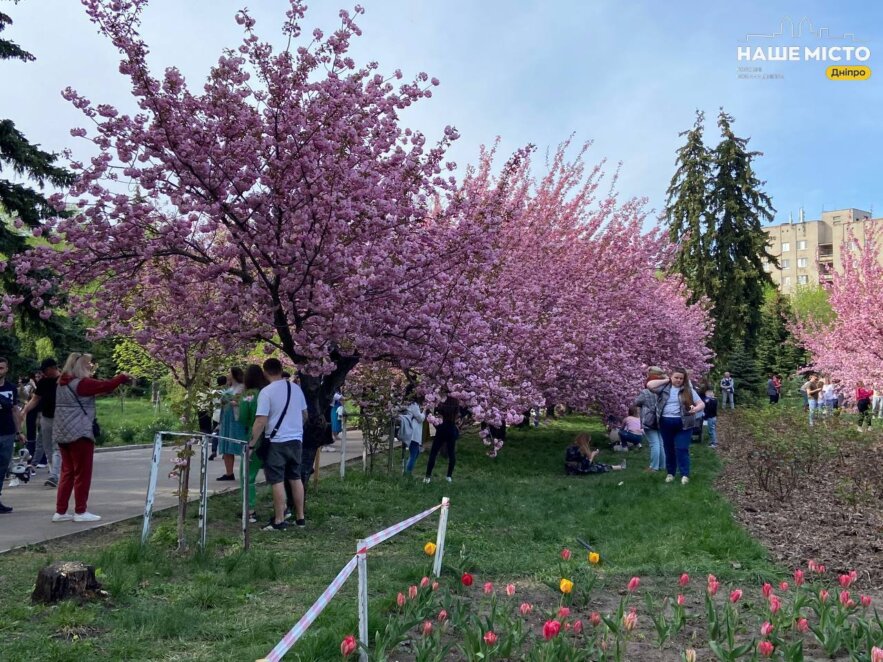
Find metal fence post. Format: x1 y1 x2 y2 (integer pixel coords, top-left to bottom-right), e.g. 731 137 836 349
242 442 250 552
339 421 348 479
141 432 164 545
432 497 450 577
198 434 209 553
357 542 369 662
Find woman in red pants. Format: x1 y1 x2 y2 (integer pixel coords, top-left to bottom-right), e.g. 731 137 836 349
52 353 130 523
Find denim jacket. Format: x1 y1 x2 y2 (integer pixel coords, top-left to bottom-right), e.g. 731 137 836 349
655 383 698 431
632 389 659 430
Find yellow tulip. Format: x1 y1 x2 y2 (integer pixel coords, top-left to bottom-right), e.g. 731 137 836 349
588 552 600 565
559 578 573 594
423 542 437 556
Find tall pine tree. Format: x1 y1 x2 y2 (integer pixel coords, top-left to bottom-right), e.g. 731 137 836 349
756 286 807 376
665 110 713 303
1 10 74 355
707 109 776 358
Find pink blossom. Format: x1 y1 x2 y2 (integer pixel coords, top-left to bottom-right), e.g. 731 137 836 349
573 619 583 634
627 576 641 592
505 583 516 597
483 582 494 595
793 569 805 586
560 548 571 561
589 612 601 627
769 595 782 614
408 585 418 600
779 581 789 592
420 576 430 588
396 592 405 607
677 594 686 606
796 618 809 632
819 589 829 603
871 646 883 662
762 582 773 598
729 589 743 603
437 609 448 622
758 641 774 658
622 609 638 631
558 607 570 618
519 602 532 616
542 620 561 640
679 573 690 587
861 595 872 608
483 631 497 646
839 590 851 607
431 581 439 592
760 621 774 637
839 574 854 589
422 620 432 636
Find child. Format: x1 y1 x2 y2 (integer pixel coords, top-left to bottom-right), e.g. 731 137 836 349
618 406 643 449
565 433 626 475
703 390 718 448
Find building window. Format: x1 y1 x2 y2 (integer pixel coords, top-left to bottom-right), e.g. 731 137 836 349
797 240 807 250
781 242 790 252
797 275 809 285
784 276 792 286
781 259 790 268
797 257 808 268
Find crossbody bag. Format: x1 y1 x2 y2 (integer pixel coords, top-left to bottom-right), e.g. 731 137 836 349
255 382 291 462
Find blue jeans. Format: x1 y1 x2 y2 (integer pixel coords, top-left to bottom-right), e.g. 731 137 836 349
0 434 15 496
405 441 421 474
618 429 642 445
706 417 717 446
644 428 665 470
659 417 691 478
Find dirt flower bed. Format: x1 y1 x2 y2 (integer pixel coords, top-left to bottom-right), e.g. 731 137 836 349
716 410 883 590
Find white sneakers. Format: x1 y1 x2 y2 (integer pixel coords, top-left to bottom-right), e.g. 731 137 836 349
53 512 101 522
665 474 675 483
423 477 431 484
681 476 690 485
446 476 453 483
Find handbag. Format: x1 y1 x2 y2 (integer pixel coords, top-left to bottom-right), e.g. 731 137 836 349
68 384 101 439
255 382 291 462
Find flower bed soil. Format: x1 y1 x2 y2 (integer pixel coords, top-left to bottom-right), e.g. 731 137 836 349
716 414 883 590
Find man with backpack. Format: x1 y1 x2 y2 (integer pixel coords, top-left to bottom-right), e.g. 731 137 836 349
720 372 735 409
246 358 308 531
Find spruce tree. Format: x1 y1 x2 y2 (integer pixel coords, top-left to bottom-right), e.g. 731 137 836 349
707 109 776 359
727 340 764 405
664 110 713 303
0 10 74 333
756 287 807 376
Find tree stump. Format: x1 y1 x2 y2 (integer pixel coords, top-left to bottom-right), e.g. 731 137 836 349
31 561 103 604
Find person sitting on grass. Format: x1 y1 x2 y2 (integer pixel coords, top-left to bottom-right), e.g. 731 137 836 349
618 406 643 448
564 433 626 475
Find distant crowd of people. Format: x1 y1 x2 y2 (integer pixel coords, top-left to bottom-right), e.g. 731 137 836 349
799 373 883 431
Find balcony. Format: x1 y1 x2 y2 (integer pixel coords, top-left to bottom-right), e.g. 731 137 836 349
818 244 834 262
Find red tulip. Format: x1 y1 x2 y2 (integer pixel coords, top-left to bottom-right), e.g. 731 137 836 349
573 619 583 634
839 590 851 607
483 631 497 646
396 592 405 607
558 606 570 618
505 583 516 597
590 612 602 627
422 620 433 636
760 621 774 637
627 576 641 592
758 641 774 658
461 573 473 587
861 595 872 608
796 617 809 632
793 569 805 586
519 602 532 616
483 582 494 595
677 594 686 606
543 619 561 640
408 585 418 600
560 548 572 561
839 574 853 589
729 589 743 603
437 609 448 622
340 634 358 657
679 573 690 587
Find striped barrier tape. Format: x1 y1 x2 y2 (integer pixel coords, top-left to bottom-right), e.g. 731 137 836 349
262 555 359 662
356 502 443 554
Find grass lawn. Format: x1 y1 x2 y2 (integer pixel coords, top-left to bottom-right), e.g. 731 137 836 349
0 416 780 661
95 396 179 447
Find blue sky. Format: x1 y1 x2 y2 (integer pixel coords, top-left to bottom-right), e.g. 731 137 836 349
3 0 882 227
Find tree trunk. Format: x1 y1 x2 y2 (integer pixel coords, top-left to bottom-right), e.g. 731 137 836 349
32 561 104 604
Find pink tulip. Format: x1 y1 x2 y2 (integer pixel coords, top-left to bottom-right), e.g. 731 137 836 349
623 609 638 631
759 640 775 658
793 569 805 586
431 581 439 592
408 585 418 600
679 573 690 587
808 559 819 572
519 602 532 616
839 574 853 589
437 609 448 622
779 581 789 592
797 618 809 632
560 548 571 560
590 611 602 627
819 589 829 603
839 590 851 607
762 582 773 598
729 589 743 603
769 595 782 614
627 576 641 592
543 619 561 640
871 646 883 662
340 635 358 657
573 619 583 634
422 620 432 636
420 576 430 588
861 595 872 608
707 579 720 596
818 564 827 573
505 583 516 597
483 631 497 646
849 569 858 583
760 621 774 637
677 594 686 606
483 582 494 595
396 592 405 607
558 606 570 618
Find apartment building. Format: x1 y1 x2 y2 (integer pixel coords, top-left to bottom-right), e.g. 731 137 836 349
763 208 882 294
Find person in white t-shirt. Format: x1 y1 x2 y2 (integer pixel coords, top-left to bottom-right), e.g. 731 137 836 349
246 358 308 531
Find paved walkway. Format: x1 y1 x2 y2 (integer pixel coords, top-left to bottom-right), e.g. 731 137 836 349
0 431 366 553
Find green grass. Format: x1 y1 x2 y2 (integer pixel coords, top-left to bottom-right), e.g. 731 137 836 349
0 416 779 661
95 396 179 446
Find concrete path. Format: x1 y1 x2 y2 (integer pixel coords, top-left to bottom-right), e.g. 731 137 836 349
0 431 367 554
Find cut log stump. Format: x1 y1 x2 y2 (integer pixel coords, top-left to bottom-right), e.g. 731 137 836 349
32 561 104 604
